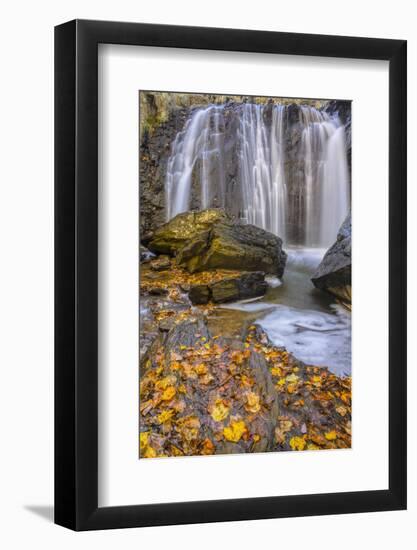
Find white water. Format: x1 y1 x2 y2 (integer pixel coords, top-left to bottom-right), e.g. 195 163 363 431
238 104 287 239
165 103 349 247
299 107 350 247
165 106 226 221
220 248 351 376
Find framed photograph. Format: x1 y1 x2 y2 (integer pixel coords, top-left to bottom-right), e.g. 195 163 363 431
55 19 407 530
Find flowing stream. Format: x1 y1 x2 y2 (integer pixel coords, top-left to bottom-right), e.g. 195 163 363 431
218 249 351 376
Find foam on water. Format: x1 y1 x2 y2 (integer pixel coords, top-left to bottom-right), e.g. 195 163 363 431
257 303 351 376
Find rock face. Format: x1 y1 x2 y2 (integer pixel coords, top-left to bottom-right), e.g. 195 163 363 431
148 209 287 277
311 214 351 304
188 271 268 305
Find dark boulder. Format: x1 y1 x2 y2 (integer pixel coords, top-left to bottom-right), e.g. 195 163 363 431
188 284 211 305
188 271 268 305
311 214 351 305
211 272 267 303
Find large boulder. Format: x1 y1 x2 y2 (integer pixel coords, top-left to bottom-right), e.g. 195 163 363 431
148 209 287 277
311 214 351 305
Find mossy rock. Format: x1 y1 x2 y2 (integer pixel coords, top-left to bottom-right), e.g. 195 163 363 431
148 209 287 277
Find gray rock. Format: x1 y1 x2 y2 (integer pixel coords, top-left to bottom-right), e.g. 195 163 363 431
311 214 351 304
140 244 155 263
149 255 171 272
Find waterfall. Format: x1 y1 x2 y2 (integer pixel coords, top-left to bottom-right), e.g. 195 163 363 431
165 106 225 221
165 102 350 247
299 107 350 247
238 104 287 240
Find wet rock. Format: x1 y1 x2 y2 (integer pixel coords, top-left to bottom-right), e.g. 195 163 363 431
149 209 287 277
311 214 351 305
148 287 169 296
148 209 227 255
211 272 267 303
188 271 268 305
140 244 155 263
188 284 211 305
150 255 171 272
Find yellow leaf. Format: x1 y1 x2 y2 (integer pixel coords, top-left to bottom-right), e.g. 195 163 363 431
289 436 306 451
143 446 157 458
335 405 348 417
157 409 174 424
210 400 230 422
325 430 337 440
195 363 208 375
286 373 299 384
223 420 247 443
340 391 351 404
311 375 322 387
161 386 176 401
253 434 261 443
155 375 176 390
140 431 149 452
204 343 210 350
307 443 320 451
179 345 187 350
245 391 261 414
270 366 282 377
277 378 286 386
200 373 214 385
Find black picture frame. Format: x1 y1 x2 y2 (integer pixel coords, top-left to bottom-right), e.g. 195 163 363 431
55 19 407 531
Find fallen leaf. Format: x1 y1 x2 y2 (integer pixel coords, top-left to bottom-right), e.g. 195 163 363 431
210 400 230 422
140 431 149 452
157 409 174 424
161 386 176 401
289 436 306 451
223 419 247 443
195 363 208 375
325 430 338 441
245 391 261 414
270 366 282 377
155 375 176 391
335 405 348 417
200 438 215 455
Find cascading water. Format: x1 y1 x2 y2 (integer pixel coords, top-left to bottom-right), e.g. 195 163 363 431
165 105 226 221
299 106 350 247
165 102 350 247
238 104 287 240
